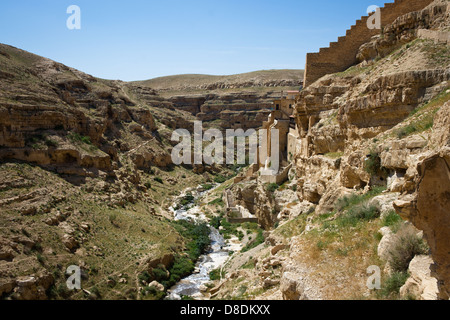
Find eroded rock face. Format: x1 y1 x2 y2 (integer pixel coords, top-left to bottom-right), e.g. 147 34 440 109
280 272 308 300
338 70 450 131
232 181 277 230
393 102 450 299
394 148 450 299
10 272 54 300
400 255 439 300
357 1 450 62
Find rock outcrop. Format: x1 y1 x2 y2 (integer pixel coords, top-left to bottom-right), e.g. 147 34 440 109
400 255 439 300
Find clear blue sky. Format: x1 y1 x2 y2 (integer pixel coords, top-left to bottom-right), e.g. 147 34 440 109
0 0 390 81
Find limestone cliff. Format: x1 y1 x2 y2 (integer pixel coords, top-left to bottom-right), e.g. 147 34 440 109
133 70 304 130
216 0 449 300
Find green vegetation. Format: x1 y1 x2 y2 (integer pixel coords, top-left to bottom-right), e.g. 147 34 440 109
163 256 195 289
387 232 429 273
324 152 344 159
395 84 449 139
44 138 58 148
213 175 227 184
266 183 280 193
68 132 92 145
202 184 214 191
334 204 380 228
217 218 242 240
378 272 410 299
395 114 434 139
171 220 211 261
382 210 403 229
274 214 308 239
175 192 194 209
241 229 264 253
241 258 256 270
364 149 388 178
210 212 224 229
420 39 450 66
26 133 59 149
335 186 386 212
209 268 225 280
139 219 212 298
208 197 224 206
142 284 166 300
153 177 163 184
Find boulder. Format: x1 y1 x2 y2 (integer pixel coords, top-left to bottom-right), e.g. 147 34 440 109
400 255 439 300
377 228 397 262
148 281 165 292
280 272 308 300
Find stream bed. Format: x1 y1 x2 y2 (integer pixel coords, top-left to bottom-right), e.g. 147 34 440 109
166 186 240 300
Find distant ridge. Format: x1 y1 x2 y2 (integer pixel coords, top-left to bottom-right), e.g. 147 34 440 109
133 69 304 92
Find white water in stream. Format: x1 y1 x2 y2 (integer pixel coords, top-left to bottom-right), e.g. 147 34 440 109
166 186 239 300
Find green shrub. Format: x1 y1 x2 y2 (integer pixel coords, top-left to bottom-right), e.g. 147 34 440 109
241 229 264 253
142 285 166 300
45 138 58 148
68 132 92 145
178 192 194 207
336 204 380 228
335 186 386 212
266 183 279 193
382 210 403 228
364 149 388 178
171 220 211 261
379 272 409 299
209 268 224 280
336 193 362 212
54 283 71 299
210 213 224 229
209 197 224 206
162 255 195 288
388 232 429 272
152 264 169 281
396 114 434 139
214 175 227 184
202 184 214 191
241 258 256 270
36 253 45 264
154 177 163 184
138 271 152 283
91 286 101 299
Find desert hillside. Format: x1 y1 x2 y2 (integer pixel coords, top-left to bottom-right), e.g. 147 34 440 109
0 0 449 302
207 0 450 301
134 69 304 94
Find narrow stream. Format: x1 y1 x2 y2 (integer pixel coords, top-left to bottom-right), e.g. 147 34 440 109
166 186 237 300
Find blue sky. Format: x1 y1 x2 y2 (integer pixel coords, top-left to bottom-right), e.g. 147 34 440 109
0 0 390 81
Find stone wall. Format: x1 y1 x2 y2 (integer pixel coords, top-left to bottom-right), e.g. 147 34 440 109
303 0 434 87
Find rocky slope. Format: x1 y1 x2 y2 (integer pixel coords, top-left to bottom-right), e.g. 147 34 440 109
0 43 235 300
134 70 304 93
211 0 449 300
1 0 448 301
133 70 304 130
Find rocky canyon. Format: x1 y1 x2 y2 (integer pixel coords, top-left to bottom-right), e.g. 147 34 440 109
0 0 449 302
